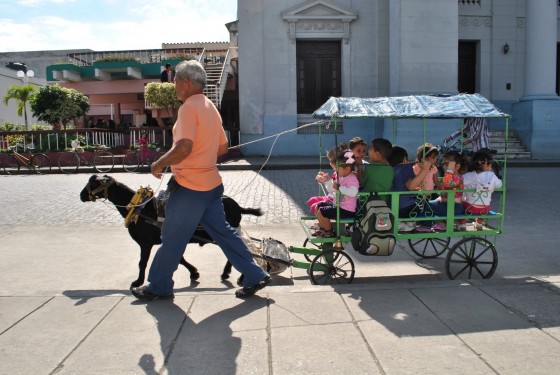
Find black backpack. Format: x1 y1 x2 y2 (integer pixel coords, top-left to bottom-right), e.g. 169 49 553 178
351 196 396 256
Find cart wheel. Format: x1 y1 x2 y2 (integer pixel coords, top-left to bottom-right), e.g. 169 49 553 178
309 249 355 285
302 238 322 262
445 237 497 280
408 237 450 258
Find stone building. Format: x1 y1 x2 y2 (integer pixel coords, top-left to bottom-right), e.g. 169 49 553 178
236 0 560 159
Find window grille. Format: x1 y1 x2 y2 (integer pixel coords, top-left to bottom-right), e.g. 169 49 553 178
297 120 343 135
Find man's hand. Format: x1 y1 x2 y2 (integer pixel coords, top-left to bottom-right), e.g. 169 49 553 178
151 160 165 179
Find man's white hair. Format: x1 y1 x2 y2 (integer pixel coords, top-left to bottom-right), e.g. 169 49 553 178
175 60 206 88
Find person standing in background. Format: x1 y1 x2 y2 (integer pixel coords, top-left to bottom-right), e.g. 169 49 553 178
160 63 174 82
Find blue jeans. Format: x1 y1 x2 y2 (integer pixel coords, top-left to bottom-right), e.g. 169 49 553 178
147 183 267 295
428 199 465 217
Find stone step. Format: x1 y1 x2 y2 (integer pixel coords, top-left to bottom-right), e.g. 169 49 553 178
487 130 532 159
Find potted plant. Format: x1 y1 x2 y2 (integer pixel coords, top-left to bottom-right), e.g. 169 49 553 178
144 82 181 126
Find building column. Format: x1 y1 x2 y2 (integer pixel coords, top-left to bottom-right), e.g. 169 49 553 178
522 0 558 100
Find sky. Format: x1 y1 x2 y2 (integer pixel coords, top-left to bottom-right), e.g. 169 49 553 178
0 0 237 52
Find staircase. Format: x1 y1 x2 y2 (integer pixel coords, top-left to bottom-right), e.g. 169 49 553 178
489 130 532 160
203 64 222 107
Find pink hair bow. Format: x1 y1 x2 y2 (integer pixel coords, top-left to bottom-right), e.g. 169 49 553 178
344 151 355 164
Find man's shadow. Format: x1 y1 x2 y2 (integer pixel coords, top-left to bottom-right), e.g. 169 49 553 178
138 296 271 375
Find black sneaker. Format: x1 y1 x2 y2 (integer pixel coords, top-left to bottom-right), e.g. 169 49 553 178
131 286 173 301
235 275 271 299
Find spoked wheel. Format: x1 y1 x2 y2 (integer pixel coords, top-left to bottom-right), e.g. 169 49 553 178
2 155 20 174
30 154 51 174
123 151 140 172
93 150 114 173
408 237 450 258
309 249 355 285
58 152 80 174
302 238 322 262
445 237 498 280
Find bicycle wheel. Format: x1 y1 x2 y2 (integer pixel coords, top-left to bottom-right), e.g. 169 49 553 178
153 151 166 163
93 150 114 173
2 155 20 174
30 154 51 174
57 152 80 174
123 151 140 172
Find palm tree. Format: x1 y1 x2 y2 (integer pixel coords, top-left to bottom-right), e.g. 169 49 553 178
3 84 36 130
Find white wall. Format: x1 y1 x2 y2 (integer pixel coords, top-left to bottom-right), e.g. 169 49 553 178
0 67 46 125
390 0 458 95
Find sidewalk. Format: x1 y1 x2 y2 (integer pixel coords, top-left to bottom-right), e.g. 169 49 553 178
1 223 560 374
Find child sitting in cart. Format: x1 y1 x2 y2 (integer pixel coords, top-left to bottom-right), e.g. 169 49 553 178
307 144 346 214
428 151 469 231
462 150 503 230
312 149 359 238
348 137 369 183
361 138 394 201
413 143 442 198
389 146 433 232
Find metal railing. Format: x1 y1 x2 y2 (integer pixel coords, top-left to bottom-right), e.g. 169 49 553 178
0 128 172 152
0 127 239 152
67 48 205 66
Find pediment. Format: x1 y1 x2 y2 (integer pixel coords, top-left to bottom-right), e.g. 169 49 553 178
282 0 358 22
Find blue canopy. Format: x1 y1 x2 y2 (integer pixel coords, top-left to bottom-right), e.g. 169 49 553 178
312 93 509 119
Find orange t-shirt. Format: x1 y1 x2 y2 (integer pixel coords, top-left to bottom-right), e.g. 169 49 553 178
172 94 227 191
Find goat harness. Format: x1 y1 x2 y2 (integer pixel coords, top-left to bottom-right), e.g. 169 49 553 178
124 186 154 228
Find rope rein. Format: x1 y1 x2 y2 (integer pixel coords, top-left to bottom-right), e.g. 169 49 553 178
91 120 329 212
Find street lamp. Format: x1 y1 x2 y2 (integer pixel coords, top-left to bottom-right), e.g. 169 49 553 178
15 69 35 131
17 69 34 83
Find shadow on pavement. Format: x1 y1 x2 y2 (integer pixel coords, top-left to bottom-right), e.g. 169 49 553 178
140 296 271 375
337 277 560 337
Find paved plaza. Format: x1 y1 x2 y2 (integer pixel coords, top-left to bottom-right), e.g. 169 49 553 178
1 166 560 374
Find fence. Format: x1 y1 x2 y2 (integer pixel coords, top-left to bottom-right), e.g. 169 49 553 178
0 128 171 152
0 127 238 152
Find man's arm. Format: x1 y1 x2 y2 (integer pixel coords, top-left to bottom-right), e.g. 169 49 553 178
151 138 193 179
217 142 229 157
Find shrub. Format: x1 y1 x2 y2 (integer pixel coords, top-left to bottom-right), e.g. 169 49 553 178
144 82 181 109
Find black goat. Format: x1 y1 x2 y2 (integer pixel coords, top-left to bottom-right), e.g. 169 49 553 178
79 175 262 289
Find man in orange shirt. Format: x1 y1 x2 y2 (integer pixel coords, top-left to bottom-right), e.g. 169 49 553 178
131 60 270 300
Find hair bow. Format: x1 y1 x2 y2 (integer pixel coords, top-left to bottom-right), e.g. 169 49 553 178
344 151 355 164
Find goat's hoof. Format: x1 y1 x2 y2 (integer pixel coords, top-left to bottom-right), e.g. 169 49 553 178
221 273 230 280
190 272 200 281
237 275 244 287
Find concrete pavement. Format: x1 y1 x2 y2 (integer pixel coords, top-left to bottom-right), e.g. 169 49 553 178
1 166 560 374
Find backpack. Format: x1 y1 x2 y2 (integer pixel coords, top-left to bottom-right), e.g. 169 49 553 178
351 196 396 256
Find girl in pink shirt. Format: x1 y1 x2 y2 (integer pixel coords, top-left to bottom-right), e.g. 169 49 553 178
313 150 359 238
412 143 441 193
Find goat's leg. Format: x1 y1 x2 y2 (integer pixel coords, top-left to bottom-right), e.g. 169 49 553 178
180 257 200 281
221 261 233 280
131 245 151 289
221 261 246 286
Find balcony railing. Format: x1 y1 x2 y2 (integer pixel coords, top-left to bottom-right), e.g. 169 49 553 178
458 0 480 5
67 48 207 67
